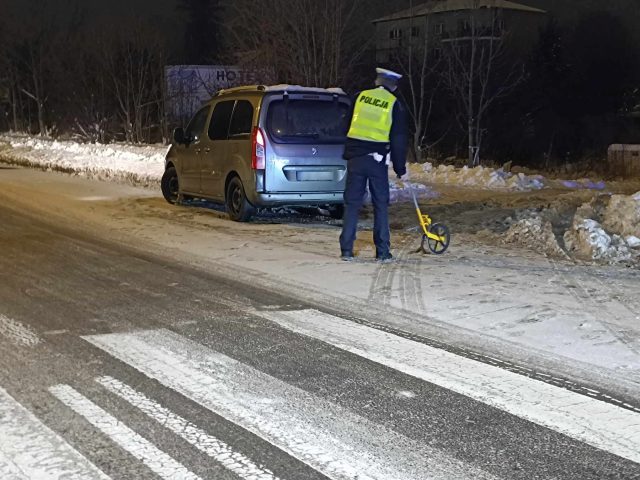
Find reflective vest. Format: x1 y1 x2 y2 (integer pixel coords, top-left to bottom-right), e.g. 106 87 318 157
347 87 397 143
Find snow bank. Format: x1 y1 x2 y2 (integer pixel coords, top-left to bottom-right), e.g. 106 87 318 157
1 135 166 186
628 236 640 248
389 179 438 203
352 179 437 205
0 135 440 203
560 179 607 190
421 163 545 191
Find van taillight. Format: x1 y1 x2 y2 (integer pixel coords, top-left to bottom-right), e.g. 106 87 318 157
252 127 265 170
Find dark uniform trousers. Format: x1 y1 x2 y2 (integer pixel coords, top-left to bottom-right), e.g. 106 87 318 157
339 153 391 257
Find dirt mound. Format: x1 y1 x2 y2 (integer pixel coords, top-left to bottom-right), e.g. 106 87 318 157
564 218 633 263
502 213 568 259
602 191 640 239
500 192 640 265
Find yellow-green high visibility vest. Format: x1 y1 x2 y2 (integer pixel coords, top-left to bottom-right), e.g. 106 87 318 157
347 87 397 143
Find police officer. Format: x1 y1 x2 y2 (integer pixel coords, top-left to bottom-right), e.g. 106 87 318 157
340 67 408 262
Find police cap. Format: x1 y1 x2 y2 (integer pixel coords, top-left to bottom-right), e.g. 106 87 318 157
375 67 403 80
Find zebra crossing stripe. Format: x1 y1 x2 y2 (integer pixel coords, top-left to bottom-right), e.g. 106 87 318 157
97 376 281 480
0 386 109 480
260 309 640 464
83 329 498 480
49 384 201 480
0 314 40 347
0 455 28 480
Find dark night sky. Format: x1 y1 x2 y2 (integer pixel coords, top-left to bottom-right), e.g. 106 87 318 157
83 0 177 18
1 0 179 24
4 0 637 22
3 0 639 27
2 0 639 45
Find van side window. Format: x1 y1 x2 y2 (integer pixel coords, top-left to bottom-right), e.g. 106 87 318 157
185 106 210 141
208 100 235 140
228 101 254 137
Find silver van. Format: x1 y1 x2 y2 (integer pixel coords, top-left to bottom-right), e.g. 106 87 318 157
162 85 351 221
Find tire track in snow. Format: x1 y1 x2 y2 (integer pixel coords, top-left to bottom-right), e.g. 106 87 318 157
546 258 640 355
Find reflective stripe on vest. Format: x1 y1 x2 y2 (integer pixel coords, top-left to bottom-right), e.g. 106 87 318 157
347 88 397 143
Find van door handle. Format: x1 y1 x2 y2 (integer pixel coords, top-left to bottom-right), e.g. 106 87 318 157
195 148 201 154
204 148 211 153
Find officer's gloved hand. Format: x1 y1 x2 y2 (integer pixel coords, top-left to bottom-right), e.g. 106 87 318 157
398 171 410 183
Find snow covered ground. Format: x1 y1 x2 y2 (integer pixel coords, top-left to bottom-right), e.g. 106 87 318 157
2 136 640 392
0 134 167 187
1 133 639 265
0 134 615 196
420 162 546 191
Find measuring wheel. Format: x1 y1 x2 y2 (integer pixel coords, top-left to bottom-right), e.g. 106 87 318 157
421 223 450 255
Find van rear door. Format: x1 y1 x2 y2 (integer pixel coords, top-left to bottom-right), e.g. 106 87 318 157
262 93 350 193
201 100 234 200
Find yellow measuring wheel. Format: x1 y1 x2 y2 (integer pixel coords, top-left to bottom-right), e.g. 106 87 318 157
409 183 450 255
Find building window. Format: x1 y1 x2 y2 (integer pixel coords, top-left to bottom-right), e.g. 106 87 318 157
458 19 471 35
389 28 402 40
411 26 420 37
433 47 443 60
435 23 444 35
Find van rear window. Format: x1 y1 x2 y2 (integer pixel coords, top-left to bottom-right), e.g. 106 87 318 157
267 99 350 144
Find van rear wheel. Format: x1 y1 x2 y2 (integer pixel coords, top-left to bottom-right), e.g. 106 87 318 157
226 176 255 222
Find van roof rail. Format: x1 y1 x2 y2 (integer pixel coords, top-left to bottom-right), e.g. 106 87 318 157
216 85 346 96
216 85 267 95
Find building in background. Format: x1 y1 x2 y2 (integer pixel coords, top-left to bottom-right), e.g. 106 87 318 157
608 144 640 177
373 0 547 64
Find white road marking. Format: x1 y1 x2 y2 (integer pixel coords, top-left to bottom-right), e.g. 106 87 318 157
84 329 497 480
97 376 281 480
260 309 640 464
49 385 201 480
0 386 109 480
0 455 28 480
0 314 40 346
43 330 69 336
78 196 113 201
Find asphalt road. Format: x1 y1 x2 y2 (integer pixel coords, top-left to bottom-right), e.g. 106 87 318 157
1 200 640 479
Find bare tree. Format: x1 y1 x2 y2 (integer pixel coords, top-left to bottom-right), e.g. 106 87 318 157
226 0 369 87
69 47 112 143
7 0 59 136
391 4 445 162
0 14 12 131
99 21 168 143
443 3 523 166
178 0 224 64
5 67 22 132
0 0 83 136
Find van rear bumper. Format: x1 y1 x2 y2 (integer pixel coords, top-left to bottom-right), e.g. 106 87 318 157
252 191 344 207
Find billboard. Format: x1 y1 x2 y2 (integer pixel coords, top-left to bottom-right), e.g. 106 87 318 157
165 65 272 125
